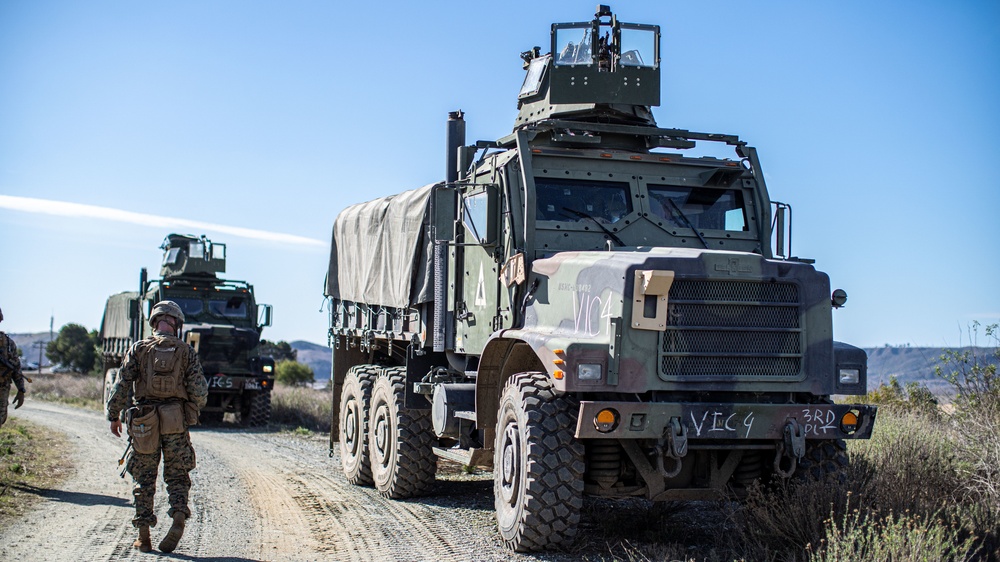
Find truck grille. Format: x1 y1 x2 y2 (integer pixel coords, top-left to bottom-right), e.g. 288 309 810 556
659 280 802 379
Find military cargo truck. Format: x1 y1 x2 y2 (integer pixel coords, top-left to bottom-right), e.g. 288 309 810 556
101 234 275 426
325 6 876 552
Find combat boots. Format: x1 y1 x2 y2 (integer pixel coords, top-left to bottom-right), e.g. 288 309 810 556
158 512 186 553
133 525 151 552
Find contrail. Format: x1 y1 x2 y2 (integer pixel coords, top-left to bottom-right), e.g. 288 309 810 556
0 195 325 247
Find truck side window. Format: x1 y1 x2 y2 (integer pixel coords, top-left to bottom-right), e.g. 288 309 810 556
648 185 747 232
462 191 489 243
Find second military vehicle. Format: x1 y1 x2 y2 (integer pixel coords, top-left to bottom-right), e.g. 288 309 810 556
324 6 876 552
101 234 275 426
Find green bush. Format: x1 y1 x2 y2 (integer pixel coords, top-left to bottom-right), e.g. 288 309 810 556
859 376 939 419
275 359 314 387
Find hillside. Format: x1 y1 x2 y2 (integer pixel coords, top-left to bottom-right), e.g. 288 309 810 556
864 345 998 395
6 332 55 367
290 340 332 380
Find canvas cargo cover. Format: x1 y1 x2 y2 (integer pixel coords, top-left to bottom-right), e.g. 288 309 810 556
100 291 140 339
325 184 437 308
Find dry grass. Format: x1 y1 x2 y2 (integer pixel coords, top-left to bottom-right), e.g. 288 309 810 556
26 373 104 411
270 384 332 431
0 420 70 526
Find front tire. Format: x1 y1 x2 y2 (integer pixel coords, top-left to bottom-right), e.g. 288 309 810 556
494 372 585 552
795 439 849 482
340 365 379 486
240 389 272 427
368 367 436 498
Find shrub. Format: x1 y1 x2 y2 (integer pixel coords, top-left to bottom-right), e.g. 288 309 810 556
809 507 979 562
275 359 315 387
859 376 939 419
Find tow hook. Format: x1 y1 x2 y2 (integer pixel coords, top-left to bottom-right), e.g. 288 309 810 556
774 418 805 478
656 417 688 479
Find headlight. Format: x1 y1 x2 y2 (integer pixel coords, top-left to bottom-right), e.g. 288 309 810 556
839 368 860 385
577 363 602 381
262 364 274 374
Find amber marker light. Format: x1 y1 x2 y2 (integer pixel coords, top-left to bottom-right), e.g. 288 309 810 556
594 408 620 433
600 153 612 158
841 410 859 433
553 370 565 380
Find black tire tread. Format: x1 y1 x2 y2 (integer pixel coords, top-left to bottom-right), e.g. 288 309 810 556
245 389 272 427
796 439 849 482
370 367 436 498
340 365 379 486
495 372 585 552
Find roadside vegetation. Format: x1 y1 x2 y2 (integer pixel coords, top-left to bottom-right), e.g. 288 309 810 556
0 420 69 526
18 324 1000 560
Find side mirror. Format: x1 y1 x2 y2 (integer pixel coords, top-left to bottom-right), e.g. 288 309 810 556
128 299 139 320
772 202 791 259
258 304 273 328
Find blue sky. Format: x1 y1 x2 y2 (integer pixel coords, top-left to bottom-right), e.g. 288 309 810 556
1 1 998 349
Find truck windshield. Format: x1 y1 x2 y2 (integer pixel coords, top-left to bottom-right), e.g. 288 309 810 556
535 178 632 224
171 297 203 317
209 297 248 318
648 185 747 232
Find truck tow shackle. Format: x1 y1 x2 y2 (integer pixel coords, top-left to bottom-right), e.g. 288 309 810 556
774 418 806 478
655 417 688 479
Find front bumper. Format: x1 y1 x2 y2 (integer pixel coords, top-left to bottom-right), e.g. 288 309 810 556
575 401 877 441
206 374 274 392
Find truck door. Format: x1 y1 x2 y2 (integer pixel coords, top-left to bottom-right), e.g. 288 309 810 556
455 184 500 355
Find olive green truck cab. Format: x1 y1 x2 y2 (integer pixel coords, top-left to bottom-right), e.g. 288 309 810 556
325 6 876 552
101 234 275 426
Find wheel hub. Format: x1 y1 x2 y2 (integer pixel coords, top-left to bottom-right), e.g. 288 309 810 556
374 406 389 465
499 421 520 505
344 404 357 449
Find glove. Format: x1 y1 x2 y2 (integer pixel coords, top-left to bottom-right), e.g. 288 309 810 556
13 390 25 409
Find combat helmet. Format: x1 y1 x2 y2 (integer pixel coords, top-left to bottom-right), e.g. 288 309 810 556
149 300 185 330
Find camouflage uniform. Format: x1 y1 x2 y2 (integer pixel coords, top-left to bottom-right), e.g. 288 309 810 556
107 328 208 528
0 308 28 427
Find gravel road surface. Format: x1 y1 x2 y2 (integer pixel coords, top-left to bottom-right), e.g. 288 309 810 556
0 400 631 561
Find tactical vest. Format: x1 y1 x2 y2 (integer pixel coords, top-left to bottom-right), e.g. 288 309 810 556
133 335 189 403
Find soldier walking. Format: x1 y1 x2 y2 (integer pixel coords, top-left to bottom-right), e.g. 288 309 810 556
107 301 208 553
0 307 27 427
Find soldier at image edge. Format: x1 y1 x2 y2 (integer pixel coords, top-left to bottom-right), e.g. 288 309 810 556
106 300 208 553
0 306 28 427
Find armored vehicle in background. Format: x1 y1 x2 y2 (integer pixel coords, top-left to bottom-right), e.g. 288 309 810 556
324 6 876 552
101 234 275 426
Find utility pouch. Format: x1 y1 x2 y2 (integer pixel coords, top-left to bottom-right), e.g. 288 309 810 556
144 338 187 401
158 402 186 435
184 402 199 426
129 407 160 454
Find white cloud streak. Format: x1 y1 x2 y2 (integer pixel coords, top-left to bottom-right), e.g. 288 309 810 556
0 195 325 247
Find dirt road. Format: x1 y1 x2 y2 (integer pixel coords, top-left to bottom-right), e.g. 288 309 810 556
0 400 568 562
